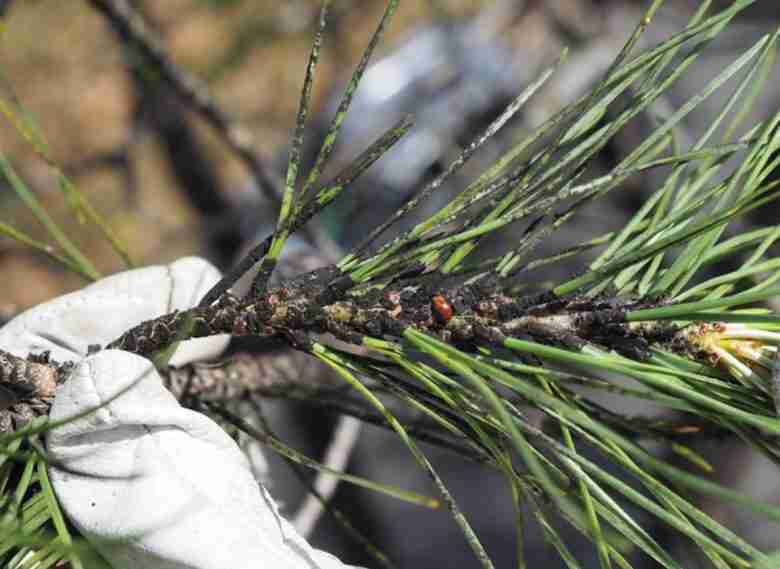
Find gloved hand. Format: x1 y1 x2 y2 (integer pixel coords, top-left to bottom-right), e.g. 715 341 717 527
0 257 359 569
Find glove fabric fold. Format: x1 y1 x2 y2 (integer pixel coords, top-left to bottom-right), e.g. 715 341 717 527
0 258 358 569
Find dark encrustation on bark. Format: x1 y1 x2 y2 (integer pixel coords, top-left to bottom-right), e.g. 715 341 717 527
1 253 684 436
110 266 679 363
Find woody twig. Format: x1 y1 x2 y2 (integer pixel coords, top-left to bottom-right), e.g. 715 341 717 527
0 348 340 434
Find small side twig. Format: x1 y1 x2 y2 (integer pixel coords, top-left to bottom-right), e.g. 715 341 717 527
292 415 361 537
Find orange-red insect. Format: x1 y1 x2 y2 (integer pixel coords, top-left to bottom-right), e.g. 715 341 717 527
432 294 454 322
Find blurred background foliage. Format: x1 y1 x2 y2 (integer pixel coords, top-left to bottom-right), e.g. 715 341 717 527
0 0 495 308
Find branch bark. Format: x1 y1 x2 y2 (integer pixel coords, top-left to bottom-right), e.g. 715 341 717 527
109 275 679 363
0 349 336 433
0 278 685 437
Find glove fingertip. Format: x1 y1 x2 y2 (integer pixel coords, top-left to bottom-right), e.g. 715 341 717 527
168 256 222 310
167 257 230 366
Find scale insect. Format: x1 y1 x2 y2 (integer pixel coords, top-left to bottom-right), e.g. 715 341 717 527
432 294 454 323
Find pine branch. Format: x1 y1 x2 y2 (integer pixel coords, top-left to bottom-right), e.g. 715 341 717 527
0 349 338 433
110 275 681 361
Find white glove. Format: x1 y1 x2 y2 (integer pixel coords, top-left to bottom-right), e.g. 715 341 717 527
0 257 359 569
